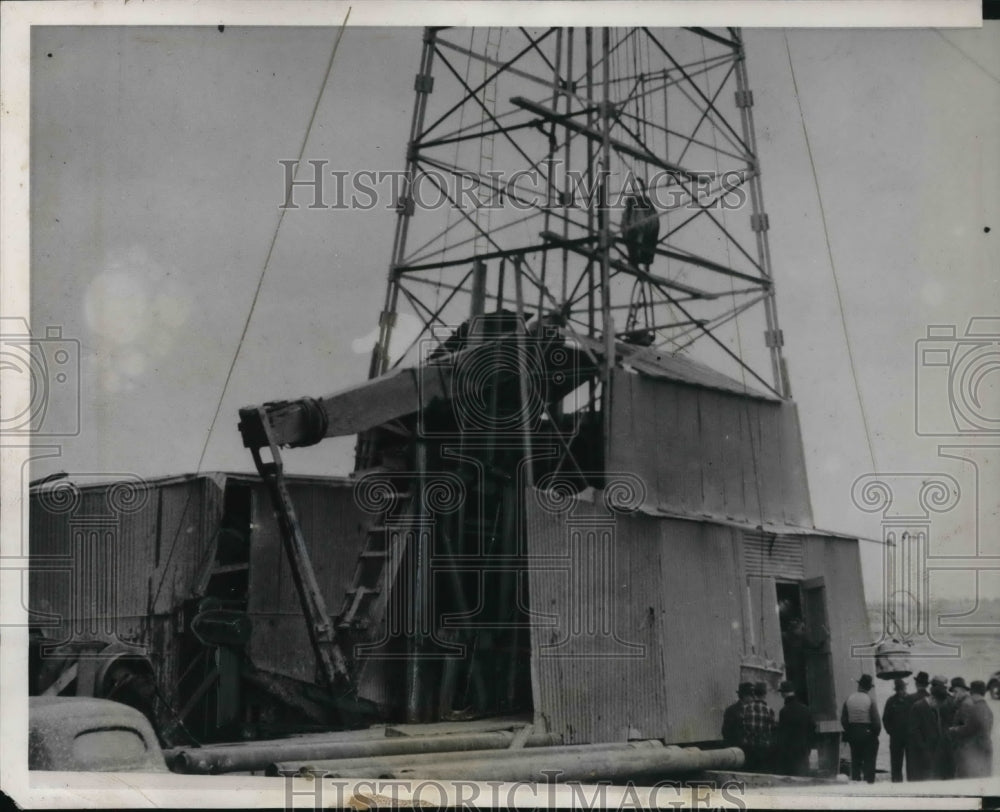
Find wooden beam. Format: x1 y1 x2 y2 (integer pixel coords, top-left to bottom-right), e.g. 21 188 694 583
684 27 740 49
242 364 451 448
42 662 78 696
540 231 716 300
654 246 769 287
511 96 698 181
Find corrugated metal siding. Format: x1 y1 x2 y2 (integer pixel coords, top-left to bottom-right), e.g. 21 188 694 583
802 535 872 721
30 477 219 648
526 495 745 744
30 488 74 645
609 369 813 527
246 480 371 685
743 532 804 581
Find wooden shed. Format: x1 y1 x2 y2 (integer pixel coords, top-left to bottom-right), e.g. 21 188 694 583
516 349 872 757
29 472 376 742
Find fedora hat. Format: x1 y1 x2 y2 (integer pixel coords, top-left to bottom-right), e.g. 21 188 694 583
950 677 970 692
914 671 929 686
779 680 796 695
857 674 874 690
970 680 987 696
737 681 754 697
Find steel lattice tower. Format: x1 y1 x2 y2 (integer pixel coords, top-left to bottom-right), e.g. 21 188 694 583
239 27 811 724
369 27 788 408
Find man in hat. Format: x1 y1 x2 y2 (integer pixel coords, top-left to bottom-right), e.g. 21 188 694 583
950 677 972 716
722 682 754 748
904 672 931 780
840 674 881 782
781 617 829 706
741 681 776 772
775 680 816 777
907 675 951 780
949 680 994 778
935 676 967 779
882 677 911 782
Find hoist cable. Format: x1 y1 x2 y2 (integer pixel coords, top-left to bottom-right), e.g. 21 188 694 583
783 30 879 475
150 11 352 612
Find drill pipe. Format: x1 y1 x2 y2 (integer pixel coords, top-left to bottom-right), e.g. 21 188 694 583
271 739 665 778
289 744 744 782
172 729 554 775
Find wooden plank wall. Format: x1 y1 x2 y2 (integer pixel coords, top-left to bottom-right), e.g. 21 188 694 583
246 480 371 684
609 370 813 527
802 535 874 720
656 520 747 742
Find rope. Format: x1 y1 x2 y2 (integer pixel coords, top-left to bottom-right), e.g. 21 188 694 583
199 10 353 471
783 30 878 475
150 11 352 613
932 30 1000 87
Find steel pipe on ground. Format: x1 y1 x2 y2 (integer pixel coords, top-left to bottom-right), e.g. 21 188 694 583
172 730 554 774
272 740 664 778
293 744 744 782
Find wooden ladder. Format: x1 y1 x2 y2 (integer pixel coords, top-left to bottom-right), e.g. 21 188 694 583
336 488 413 639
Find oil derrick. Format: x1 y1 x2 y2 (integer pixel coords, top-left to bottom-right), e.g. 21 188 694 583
241 27 821 733
346 27 791 723
368 27 786 399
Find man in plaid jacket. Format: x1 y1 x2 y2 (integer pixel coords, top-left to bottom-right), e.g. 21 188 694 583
742 681 776 771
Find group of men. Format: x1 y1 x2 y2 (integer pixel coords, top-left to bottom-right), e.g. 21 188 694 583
877 671 994 782
722 670 994 783
722 679 816 776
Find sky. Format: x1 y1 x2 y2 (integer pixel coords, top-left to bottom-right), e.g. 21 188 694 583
25 17 1000 606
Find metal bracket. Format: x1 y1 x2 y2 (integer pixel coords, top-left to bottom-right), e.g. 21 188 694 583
249 407 351 689
736 89 754 108
397 195 416 217
414 73 434 94
751 213 770 232
764 328 784 348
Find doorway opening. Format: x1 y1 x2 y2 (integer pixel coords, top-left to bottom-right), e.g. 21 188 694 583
777 581 809 704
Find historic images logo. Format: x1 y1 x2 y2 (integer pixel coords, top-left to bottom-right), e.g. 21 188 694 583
277 159 749 213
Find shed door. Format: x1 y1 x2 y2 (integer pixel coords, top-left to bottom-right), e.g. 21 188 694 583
802 576 836 719
746 575 783 663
